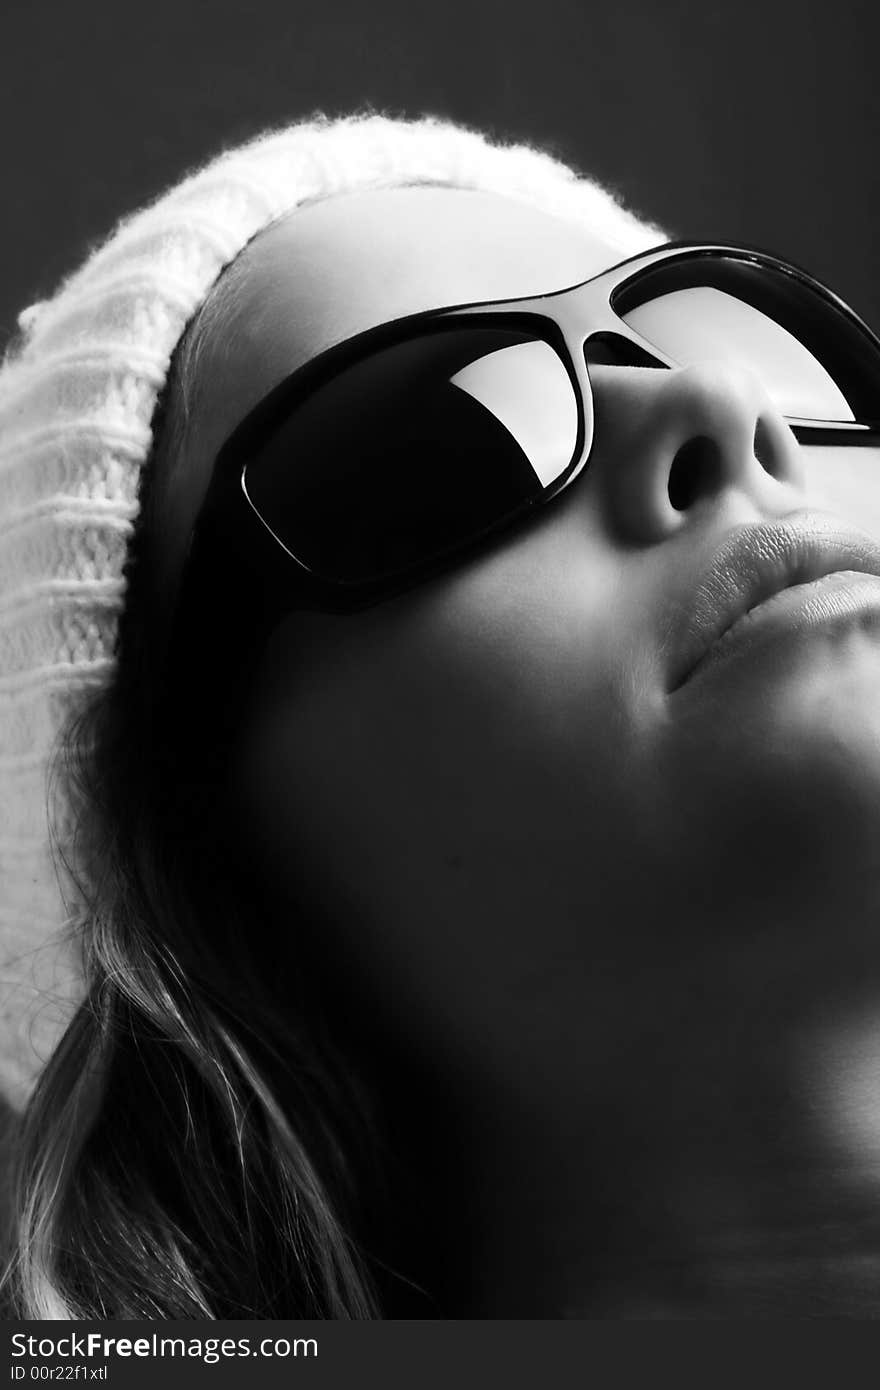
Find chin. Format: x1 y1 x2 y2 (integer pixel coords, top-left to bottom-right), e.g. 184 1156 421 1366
657 636 880 900
689 623 880 758
755 629 880 791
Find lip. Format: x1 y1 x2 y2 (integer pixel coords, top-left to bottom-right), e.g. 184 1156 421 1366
670 513 880 691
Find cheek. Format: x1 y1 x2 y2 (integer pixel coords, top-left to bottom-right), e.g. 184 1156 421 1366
229 559 649 1073
242 514 640 864
244 586 633 891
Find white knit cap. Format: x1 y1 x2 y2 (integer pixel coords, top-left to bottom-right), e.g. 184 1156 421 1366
0 112 662 1109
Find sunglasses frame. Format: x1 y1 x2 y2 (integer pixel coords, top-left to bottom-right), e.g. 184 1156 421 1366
181 240 880 626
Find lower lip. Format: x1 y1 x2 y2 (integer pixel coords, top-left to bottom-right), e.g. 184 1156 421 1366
680 570 880 689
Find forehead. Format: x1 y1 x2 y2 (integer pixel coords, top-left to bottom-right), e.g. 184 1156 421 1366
196 186 628 457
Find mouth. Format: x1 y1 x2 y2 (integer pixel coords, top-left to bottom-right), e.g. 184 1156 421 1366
670 513 880 691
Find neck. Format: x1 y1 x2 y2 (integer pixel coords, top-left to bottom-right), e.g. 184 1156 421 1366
464 1142 880 1318
395 986 880 1318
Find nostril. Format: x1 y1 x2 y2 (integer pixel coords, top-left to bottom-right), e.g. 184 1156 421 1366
667 435 723 511
753 416 779 476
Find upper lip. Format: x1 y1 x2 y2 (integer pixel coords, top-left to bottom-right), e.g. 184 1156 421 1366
670 512 880 690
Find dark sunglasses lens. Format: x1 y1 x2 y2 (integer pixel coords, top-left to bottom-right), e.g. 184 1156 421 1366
618 259 880 424
243 326 579 585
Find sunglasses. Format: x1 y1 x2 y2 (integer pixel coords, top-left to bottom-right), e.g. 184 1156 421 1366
179 241 880 627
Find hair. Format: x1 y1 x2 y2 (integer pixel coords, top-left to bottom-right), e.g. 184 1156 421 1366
1 259 399 1318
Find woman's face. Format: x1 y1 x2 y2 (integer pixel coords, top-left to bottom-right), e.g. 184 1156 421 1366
187 188 880 1108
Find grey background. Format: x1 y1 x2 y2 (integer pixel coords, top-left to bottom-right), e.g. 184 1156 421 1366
2 0 878 349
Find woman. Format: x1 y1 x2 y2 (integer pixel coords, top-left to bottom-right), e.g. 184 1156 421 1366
3 112 880 1319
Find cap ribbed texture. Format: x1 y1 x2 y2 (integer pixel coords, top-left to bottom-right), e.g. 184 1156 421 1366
0 112 662 1108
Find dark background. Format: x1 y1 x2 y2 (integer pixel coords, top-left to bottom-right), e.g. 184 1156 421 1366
2 0 879 348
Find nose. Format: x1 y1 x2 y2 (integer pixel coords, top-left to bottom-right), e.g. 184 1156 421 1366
586 360 807 544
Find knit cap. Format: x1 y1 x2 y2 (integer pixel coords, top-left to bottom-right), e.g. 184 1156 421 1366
0 112 662 1109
